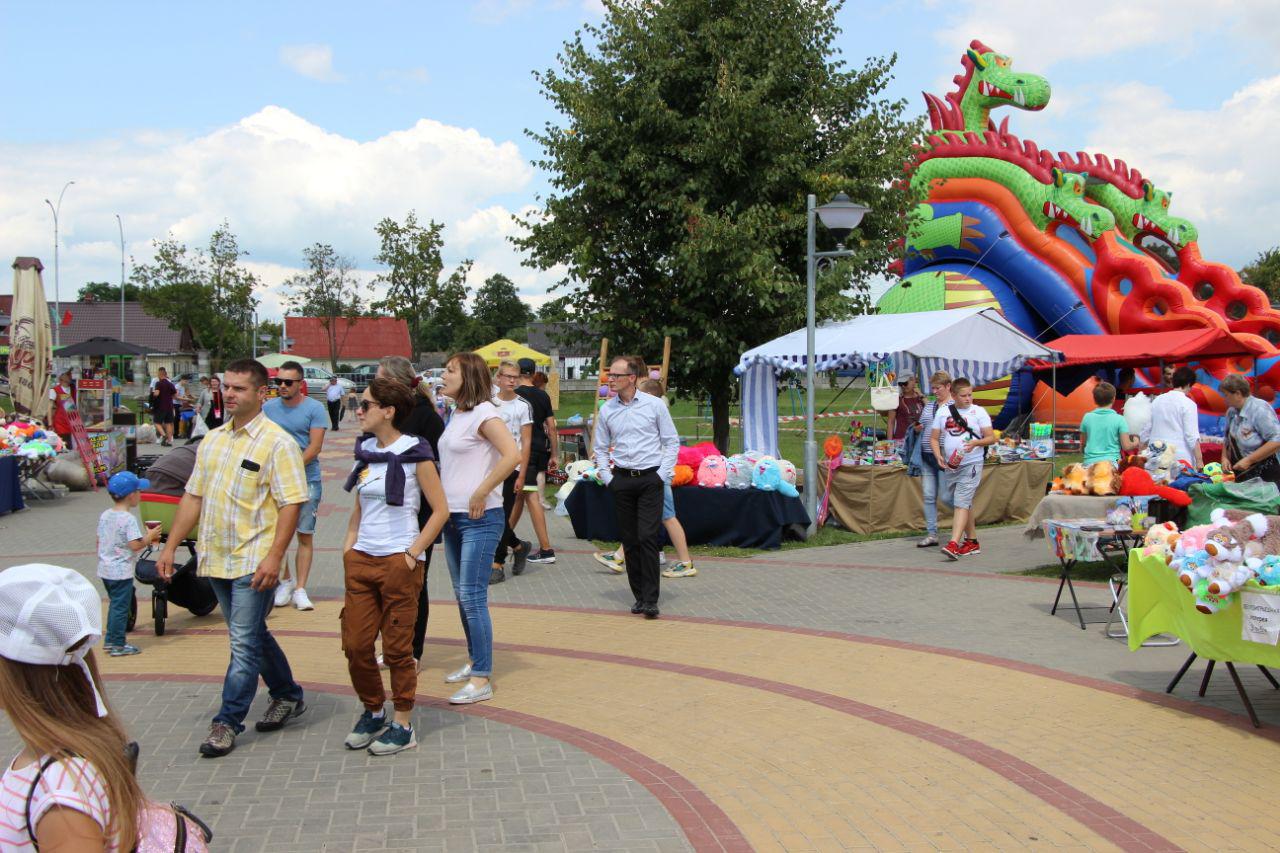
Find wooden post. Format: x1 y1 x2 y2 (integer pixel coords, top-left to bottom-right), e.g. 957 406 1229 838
659 336 672 387
588 338 610 456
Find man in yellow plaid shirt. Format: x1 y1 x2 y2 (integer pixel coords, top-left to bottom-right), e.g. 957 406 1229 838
159 358 310 758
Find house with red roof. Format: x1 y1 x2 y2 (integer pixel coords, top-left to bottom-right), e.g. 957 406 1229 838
283 316 412 365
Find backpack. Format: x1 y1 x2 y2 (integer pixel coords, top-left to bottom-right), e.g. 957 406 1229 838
948 403 980 440
25 753 212 852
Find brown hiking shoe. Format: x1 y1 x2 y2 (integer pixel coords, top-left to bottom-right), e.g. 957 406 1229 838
199 723 236 758
255 698 305 732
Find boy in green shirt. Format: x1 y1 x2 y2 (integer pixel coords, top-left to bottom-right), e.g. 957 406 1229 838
1080 381 1137 464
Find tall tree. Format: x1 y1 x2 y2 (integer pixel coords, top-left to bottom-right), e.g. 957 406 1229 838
284 243 364 371
516 0 919 449
131 222 262 364
472 273 534 339
416 261 473 353
370 212 472 359
77 281 144 302
1242 247 1280 304
537 294 575 322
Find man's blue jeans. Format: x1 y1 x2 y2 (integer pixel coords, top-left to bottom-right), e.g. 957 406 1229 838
209 575 303 732
102 578 134 648
443 508 503 677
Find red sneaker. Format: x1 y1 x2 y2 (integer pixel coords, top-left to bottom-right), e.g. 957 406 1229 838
961 538 981 556
941 540 963 561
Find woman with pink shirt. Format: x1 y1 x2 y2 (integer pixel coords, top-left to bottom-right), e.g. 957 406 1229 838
437 353 520 704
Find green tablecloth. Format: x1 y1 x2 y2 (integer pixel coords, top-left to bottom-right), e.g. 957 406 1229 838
1128 551 1280 666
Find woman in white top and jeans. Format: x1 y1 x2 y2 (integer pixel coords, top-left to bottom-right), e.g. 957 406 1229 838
1141 366 1202 469
340 377 449 756
437 353 520 705
914 371 952 547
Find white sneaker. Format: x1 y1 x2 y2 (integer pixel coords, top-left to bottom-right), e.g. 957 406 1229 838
292 588 315 611
274 579 296 608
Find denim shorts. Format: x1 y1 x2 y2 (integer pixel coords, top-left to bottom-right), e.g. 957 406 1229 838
661 483 675 521
941 463 982 510
297 480 322 535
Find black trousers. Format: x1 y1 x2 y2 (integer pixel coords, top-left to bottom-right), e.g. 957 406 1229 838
411 543 434 661
493 470 522 565
610 471 664 606
327 400 341 430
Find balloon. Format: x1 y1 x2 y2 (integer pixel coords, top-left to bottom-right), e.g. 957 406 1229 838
649 369 661 380
599 385 609 398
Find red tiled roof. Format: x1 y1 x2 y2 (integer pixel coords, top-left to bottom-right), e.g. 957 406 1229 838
284 316 412 361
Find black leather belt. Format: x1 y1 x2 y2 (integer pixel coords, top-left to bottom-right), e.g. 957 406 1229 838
614 466 658 478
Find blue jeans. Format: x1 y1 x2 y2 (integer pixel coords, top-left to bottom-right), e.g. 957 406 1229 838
920 463 947 537
209 575 303 732
443 508 503 677
102 578 134 648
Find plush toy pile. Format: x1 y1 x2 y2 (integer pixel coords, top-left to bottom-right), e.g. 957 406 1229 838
0 421 65 460
1146 509 1280 613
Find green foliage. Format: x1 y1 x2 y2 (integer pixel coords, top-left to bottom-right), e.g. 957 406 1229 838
537 294 575 322
254 319 284 354
516 0 920 449
77 281 144 302
284 243 364 371
370 212 474 359
472 273 534 339
130 222 261 364
1241 247 1280 304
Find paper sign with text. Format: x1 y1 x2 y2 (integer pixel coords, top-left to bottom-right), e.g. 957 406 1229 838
1241 592 1280 645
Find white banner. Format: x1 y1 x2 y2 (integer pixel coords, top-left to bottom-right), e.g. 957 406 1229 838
6 257 53 419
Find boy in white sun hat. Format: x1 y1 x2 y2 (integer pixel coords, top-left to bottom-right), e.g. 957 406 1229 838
97 471 161 657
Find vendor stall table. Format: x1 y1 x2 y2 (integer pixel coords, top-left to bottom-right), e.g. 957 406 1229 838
1025 493 1186 539
565 483 810 550
819 460 1051 536
0 457 23 516
1042 519 1142 630
1129 551 1280 727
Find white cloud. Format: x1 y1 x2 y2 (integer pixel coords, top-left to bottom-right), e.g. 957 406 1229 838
1083 75 1280 264
930 0 1274 68
279 44 343 82
0 107 562 320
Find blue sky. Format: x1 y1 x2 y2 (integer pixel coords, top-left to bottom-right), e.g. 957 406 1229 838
2 0 1277 318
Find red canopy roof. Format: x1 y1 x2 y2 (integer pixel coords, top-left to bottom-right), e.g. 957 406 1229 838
1029 328 1269 371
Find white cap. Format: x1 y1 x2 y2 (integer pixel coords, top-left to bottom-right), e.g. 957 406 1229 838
0 564 108 717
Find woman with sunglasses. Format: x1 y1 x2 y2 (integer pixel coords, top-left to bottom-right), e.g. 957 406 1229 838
437 353 520 704
340 378 449 755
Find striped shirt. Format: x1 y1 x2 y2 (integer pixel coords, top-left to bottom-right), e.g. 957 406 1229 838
185 411 309 580
0 755 116 851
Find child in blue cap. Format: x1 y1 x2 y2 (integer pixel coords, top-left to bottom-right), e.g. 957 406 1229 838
97 471 161 656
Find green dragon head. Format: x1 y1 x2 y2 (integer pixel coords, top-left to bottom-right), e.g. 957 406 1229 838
962 43 1051 125
1043 169 1115 240
1131 181 1198 249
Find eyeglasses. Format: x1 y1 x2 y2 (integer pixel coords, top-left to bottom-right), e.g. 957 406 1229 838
607 372 635 380
358 399 378 413
274 378 299 387
498 373 521 381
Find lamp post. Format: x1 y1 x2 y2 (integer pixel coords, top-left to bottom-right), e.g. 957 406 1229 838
44 181 75 348
805 192 870 534
116 214 126 343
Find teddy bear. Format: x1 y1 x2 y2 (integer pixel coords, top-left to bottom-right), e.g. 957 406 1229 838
1144 439 1178 484
1055 463 1089 495
1202 527 1256 597
1141 521 1180 563
697 455 726 487
1213 508 1280 557
1249 554 1280 587
1085 460 1120 495
552 460 599 514
752 456 799 498
1192 577 1232 614
1174 548 1212 589
724 456 753 489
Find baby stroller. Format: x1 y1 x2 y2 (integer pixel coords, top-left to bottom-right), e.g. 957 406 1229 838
134 443 218 635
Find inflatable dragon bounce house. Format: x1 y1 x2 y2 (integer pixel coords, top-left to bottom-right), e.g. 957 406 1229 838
880 40 1279 430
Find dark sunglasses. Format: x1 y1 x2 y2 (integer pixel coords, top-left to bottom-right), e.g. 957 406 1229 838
274 378 299 387
358 399 378 413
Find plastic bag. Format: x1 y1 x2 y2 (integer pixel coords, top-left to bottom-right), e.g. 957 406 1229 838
1187 480 1280 525
1122 392 1151 436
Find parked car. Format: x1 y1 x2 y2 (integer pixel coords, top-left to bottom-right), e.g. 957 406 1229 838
302 364 355 398
347 363 379 392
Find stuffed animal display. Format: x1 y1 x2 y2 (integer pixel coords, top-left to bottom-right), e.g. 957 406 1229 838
1153 512 1280 613
751 456 799 498
552 460 599 515
1144 439 1178 484
1142 521 1180 563
1052 461 1120 496
0 421 65 460
697 455 727 487
725 457 753 489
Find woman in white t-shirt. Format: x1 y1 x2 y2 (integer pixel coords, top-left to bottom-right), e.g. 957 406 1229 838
0 565 143 851
340 377 449 756
437 353 520 705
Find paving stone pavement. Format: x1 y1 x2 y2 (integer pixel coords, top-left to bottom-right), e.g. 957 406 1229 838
5 435 1280 850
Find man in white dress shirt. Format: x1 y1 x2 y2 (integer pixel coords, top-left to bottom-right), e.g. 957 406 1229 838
326 376 344 431
593 356 680 619
1140 366 1202 468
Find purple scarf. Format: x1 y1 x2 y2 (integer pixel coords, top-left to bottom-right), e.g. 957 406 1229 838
343 434 435 506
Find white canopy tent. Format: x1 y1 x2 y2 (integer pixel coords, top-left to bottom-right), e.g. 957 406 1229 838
735 308 1063 457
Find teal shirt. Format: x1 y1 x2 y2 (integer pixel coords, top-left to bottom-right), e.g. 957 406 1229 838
1080 407 1128 465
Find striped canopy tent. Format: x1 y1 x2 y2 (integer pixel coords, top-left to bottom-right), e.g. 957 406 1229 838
735 308 1063 456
